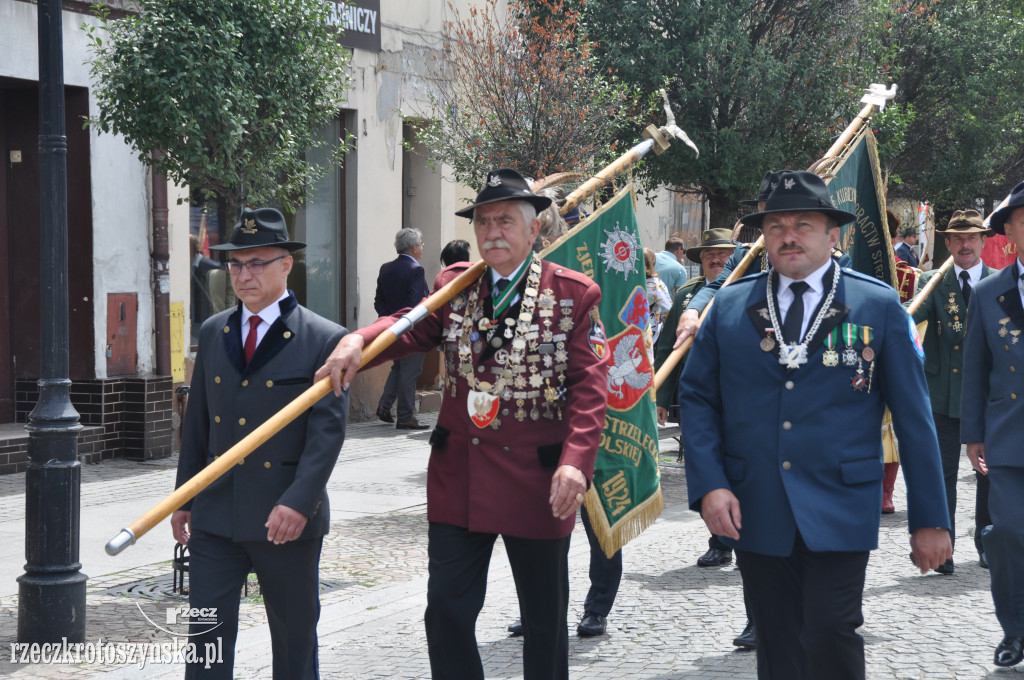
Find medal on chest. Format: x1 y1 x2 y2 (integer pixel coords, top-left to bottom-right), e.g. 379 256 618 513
841 323 860 367
822 328 839 367
945 293 959 316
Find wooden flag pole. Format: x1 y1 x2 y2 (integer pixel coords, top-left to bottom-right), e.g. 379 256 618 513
906 256 954 316
106 125 682 556
651 86 895 391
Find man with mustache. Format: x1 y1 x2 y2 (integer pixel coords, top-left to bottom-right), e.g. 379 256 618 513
910 209 996 573
681 171 950 680
316 168 608 680
670 170 852 352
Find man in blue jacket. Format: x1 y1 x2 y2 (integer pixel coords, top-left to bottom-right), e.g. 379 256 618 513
961 180 1024 668
680 171 951 680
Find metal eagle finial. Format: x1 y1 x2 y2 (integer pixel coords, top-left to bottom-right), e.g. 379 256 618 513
658 88 699 158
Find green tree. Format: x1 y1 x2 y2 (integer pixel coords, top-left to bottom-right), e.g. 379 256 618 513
85 0 352 219
868 0 1024 211
416 0 650 184
581 0 874 228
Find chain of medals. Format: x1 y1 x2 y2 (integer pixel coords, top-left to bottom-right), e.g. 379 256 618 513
454 255 543 403
765 264 840 369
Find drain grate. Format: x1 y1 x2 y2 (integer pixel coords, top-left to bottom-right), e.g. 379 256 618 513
104 574 352 601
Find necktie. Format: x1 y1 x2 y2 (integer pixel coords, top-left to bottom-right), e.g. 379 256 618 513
244 315 262 363
782 281 809 344
493 277 510 298
960 270 972 306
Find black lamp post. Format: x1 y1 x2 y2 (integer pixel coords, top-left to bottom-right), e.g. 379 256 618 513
18 0 88 643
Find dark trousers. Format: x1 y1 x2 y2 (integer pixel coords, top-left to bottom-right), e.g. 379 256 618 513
709 534 732 552
932 412 961 552
424 522 571 680
737 533 870 680
581 506 622 617
379 354 425 422
975 471 992 555
186 529 323 680
982 467 1024 637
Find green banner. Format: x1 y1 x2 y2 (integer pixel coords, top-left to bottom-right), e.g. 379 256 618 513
542 184 663 557
824 129 898 286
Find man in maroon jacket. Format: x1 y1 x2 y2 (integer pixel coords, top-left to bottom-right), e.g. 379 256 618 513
318 168 608 680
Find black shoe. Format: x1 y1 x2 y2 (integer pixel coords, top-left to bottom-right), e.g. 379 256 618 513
995 636 1024 667
376 407 393 423
732 620 756 649
396 420 429 430
507 619 523 637
935 558 954 575
697 546 733 567
576 612 607 637
979 552 989 569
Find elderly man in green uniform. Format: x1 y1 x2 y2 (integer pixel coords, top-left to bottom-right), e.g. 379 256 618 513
910 209 996 573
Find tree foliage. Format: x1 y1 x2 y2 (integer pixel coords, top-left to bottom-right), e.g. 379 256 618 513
867 0 1024 210
85 0 352 217
416 0 650 184
580 0 871 227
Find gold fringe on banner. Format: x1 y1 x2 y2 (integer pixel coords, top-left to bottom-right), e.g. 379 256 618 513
584 485 665 559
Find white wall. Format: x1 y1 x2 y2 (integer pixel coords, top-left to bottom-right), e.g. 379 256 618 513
2 2 155 379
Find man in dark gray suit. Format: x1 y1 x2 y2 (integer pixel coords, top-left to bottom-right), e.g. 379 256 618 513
172 207 348 679
962 181 1024 668
373 228 430 429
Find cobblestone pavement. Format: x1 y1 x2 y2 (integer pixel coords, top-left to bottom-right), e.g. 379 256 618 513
0 416 1016 679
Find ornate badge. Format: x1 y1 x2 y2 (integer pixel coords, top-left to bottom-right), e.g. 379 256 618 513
241 218 259 234
468 390 499 428
999 317 1011 338
945 293 959 316
778 342 808 369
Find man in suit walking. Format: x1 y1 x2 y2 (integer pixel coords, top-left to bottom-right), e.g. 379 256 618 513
681 171 951 680
961 180 1024 668
374 228 430 429
172 207 348 679
911 209 995 574
317 168 608 680
895 224 920 266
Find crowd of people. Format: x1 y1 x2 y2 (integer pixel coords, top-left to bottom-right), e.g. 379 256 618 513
171 166 1024 680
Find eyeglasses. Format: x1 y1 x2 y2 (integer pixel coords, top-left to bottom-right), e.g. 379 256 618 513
225 255 287 276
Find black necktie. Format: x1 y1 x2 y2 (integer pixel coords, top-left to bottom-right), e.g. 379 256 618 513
493 277 510 298
960 271 972 306
782 281 809 344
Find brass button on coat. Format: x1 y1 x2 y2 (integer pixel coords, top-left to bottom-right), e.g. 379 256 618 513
264 461 271 468
214 376 221 384
241 380 249 387
266 380 274 387
782 421 792 430
782 461 792 470
239 417 246 425
214 416 221 423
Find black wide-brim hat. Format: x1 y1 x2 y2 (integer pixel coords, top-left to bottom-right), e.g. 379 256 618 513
739 170 857 228
739 169 793 207
986 180 1024 235
455 168 552 219
210 207 306 252
685 228 739 263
